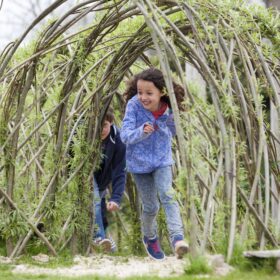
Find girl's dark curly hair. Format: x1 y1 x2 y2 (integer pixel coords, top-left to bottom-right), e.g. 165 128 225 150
123 68 185 111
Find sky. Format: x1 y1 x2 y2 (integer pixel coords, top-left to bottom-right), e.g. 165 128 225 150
0 0 52 49
0 0 86 50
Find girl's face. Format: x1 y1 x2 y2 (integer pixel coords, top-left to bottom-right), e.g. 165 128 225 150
101 120 112 140
137 79 163 112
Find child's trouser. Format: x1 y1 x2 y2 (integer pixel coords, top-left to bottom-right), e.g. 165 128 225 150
93 177 107 239
132 166 184 242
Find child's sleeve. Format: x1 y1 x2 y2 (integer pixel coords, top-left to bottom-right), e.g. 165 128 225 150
157 109 176 137
120 101 151 144
166 113 176 136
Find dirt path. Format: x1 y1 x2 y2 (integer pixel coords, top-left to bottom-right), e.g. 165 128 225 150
0 253 233 278
12 255 186 278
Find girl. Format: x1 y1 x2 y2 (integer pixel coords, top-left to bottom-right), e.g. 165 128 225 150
120 68 188 260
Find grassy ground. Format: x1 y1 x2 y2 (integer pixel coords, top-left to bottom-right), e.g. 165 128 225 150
1 270 280 280
0 246 279 280
1 263 280 280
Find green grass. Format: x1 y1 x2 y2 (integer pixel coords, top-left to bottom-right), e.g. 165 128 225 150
185 255 212 274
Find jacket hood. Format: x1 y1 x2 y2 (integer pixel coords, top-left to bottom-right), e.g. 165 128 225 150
103 124 118 145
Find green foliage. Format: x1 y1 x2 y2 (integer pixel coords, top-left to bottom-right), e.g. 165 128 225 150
0 209 28 240
174 169 188 196
127 211 143 256
157 207 172 254
12 40 36 65
229 237 250 267
241 258 276 273
211 204 229 255
220 94 240 120
185 255 212 275
0 238 6 255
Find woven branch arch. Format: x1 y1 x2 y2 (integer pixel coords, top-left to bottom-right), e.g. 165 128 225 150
0 0 279 261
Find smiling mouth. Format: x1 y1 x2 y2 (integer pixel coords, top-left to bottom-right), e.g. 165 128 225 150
142 102 150 106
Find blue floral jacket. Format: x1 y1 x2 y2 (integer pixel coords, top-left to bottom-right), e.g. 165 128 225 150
120 95 176 174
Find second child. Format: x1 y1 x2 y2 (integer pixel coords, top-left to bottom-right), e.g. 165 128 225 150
93 108 126 252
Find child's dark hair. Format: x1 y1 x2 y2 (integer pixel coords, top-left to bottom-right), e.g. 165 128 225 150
123 68 185 110
105 107 114 123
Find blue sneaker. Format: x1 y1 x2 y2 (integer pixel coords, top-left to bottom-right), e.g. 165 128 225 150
143 236 165 260
172 235 189 259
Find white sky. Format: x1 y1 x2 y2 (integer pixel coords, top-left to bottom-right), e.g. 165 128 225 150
0 0 85 50
0 0 51 48
248 0 267 6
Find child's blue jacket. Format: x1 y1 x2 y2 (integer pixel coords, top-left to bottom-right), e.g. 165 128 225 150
120 95 176 174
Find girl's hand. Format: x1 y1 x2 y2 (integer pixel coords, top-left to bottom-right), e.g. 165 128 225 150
143 123 154 134
107 201 119 212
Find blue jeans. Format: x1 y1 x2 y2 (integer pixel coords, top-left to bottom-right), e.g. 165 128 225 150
133 166 184 242
93 178 107 239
